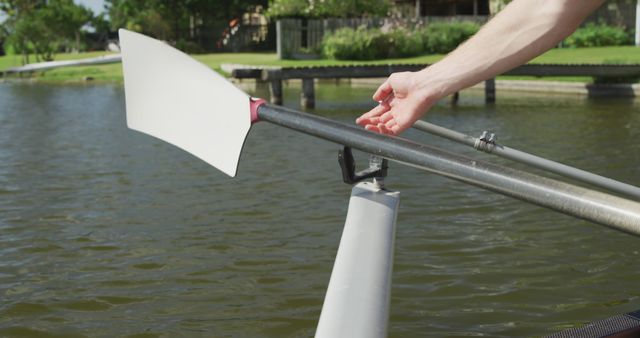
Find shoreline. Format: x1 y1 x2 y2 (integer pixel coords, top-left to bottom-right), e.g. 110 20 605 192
232 77 640 98
2 73 638 98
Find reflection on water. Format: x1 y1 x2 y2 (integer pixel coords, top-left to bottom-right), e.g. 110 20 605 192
0 81 638 337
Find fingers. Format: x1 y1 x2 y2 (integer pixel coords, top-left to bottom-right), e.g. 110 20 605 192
365 123 394 135
382 118 398 135
359 110 398 133
362 110 407 136
361 116 396 135
379 111 394 123
356 102 389 125
378 123 394 135
361 72 422 135
388 125 401 135
364 124 381 133
358 105 400 135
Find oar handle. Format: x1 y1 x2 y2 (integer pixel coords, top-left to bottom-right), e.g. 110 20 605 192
256 103 640 236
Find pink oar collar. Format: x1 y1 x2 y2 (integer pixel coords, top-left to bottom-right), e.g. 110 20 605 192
250 98 266 124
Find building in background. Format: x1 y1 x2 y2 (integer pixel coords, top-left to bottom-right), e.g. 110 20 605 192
393 0 490 18
393 0 637 31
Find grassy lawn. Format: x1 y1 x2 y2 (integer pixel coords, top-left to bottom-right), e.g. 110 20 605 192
0 51 122 83
0 46 638 83
193 53 446 72
0 51 117 72
195 46 640 71
530 46 640 64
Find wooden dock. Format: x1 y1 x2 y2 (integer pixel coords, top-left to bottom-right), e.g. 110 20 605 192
230 63 640 108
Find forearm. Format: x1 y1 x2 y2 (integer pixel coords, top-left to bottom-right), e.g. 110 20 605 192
357 0 605 135
415 0 605 99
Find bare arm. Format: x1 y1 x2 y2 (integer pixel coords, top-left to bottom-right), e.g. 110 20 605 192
356 0 605 135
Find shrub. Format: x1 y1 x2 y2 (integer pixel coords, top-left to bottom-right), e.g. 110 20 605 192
565 23 631 47
175 39 204 54
321 22 480 60
267 0 390 19
321 27 388 60
420 22 480 54
322 27 425 60
387 28 423 58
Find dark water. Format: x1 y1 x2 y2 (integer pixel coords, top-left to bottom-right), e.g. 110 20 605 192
0 81 638 338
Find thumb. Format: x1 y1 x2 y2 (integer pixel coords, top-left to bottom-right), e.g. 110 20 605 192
372 80 392 102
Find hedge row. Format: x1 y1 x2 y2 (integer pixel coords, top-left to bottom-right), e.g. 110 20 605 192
321 22 480 60
564 23 632 48
321 22 633 60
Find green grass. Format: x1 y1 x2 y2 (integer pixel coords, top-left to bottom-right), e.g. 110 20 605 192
193 53 445 73
496 75 594 82
0 51 122 83
0 51 117 71
529 46 640 64
1 46 638 83
30 64 125 83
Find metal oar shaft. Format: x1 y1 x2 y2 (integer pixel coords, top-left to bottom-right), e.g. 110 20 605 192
257 104 640 236
413 120 640 200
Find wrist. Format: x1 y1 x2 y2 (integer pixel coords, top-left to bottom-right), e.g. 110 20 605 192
411 68 448 106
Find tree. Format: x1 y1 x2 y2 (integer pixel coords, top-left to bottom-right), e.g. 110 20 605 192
266 0 390 18
47 0 94 52
106 0 170 39
0 0 93 63
106 0 269 50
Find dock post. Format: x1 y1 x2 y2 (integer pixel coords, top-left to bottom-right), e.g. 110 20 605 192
485 78 496 103
263 69 284 105
270 80 283 105
450 92 459 105
301 78 315 108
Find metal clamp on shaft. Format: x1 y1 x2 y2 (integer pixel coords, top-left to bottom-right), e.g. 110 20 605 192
338 146 388 185
474 130 497 153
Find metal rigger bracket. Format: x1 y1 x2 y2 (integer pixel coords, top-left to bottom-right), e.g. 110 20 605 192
474 130 498 153
338 146 388 185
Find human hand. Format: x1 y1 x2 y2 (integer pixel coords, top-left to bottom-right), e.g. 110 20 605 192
356 71 435 135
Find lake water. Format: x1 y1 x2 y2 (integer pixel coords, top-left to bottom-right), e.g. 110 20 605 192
0 81 639 338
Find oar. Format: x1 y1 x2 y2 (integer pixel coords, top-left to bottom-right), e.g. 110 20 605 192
118 29 640 236
412 120 640 200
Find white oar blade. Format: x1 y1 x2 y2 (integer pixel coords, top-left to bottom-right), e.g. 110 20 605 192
119 29 251 177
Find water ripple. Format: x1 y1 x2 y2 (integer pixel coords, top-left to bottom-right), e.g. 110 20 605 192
0 83 638 337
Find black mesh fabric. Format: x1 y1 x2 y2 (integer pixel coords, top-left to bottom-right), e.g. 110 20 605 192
627 310 640 320
545 310 640 338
